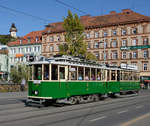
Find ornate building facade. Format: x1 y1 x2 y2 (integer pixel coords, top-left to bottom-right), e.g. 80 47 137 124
42 9 150 84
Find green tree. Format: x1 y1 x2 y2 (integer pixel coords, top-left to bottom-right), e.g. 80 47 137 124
0 35 16 45
59 10 96 60
10 64 29 84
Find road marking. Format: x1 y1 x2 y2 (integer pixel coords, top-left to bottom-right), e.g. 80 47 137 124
136 106 143 109
90 116 106 122
118 110 128 114
120 112 150 126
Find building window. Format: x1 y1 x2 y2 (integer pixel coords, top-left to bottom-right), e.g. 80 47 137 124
143 38 148 45
36 37 39 42
111 41 117 47
29 47 32 52
132 28 137 34
86 33 90 39
18 48 20 53
112 30 117 36
20 39 22 44
112 51 118 59
95 32 99 38
26 47 28 53
27 37 31 43
57 35 61 41
38 46 40 52
49 36 54 42
94 42 99 48
14 48 16 54
121 29 126 35
132 52 137 58
104 32 107 37
21 48 24 53
56 45 59 51
50 46 54 52
143 63 148 71
144 50 148 58
95 53 99 59
87 42 91 49
132 39 137 46
122 52 126 59
122 40 127 46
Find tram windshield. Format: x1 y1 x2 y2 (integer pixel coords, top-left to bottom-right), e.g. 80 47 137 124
34 64 42 80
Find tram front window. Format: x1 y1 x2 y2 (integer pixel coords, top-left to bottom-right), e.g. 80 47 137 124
34 65 42 80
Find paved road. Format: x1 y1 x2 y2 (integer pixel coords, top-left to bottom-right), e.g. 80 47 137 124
0 90 150 126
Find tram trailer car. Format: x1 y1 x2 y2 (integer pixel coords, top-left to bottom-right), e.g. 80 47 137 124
28 55 140 105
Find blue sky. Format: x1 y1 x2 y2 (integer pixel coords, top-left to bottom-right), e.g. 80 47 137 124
0 0 150 37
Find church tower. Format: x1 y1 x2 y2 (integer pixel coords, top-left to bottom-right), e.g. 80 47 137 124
9 23 17 38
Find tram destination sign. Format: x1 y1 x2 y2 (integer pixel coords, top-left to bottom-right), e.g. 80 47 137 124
121 63 138 70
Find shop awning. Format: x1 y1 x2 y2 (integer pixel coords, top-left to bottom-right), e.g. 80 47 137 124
144 80 150 82
15 54 24 58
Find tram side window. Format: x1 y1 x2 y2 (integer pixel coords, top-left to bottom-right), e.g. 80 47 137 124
124 72 129 80
78 67 84 80
129 72 133 80
107 70 110 81
117 70 120 81
34 65 42 80
97 69 101 81
69 66 77 80
102 70 106 80
51 65 58 80
91 68 96 80
44 64 49 80
59 67 65 79
85 68 90 80
133 72 138 80
111 70 116 80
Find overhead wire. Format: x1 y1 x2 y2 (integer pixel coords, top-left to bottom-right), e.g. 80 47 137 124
54 0 89 15
0 4 51 23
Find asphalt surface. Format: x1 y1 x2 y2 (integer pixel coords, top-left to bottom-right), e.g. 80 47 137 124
0 90 150 126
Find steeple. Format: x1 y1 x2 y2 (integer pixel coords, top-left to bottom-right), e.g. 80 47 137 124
9 23 17 38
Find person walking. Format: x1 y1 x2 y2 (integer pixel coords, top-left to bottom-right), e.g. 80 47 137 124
21 78 26 91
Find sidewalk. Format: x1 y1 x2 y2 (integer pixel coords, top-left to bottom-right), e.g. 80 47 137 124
0 91 27 99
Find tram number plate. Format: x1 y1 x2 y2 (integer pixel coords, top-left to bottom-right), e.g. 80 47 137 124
33 80 41 84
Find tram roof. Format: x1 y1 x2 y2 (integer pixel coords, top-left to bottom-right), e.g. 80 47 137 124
28 55 138 71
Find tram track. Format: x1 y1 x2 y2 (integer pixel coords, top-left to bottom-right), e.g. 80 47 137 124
0 93 150 125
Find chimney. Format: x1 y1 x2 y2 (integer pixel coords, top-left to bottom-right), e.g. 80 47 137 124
122 9 132 14
110 11 116 15
80 15 91 20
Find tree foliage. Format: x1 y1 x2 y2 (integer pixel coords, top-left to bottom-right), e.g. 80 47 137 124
0 35 16 45
10 64 28 84
59 10 96 60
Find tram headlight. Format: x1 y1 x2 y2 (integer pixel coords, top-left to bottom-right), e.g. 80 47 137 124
34 90 38 95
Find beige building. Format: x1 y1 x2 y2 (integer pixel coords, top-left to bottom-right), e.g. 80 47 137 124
42 9 150 85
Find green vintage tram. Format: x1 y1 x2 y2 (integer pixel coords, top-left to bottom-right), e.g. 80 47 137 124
28 55 140 105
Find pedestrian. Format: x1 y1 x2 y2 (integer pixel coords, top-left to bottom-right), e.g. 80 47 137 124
21 78 26 91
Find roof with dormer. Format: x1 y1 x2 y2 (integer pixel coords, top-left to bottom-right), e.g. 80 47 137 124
8 30 43 47
43 9 150 34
